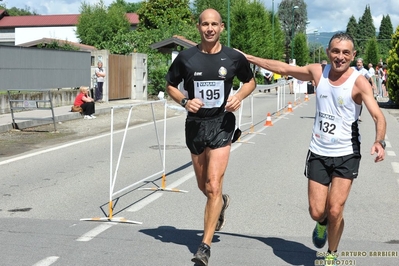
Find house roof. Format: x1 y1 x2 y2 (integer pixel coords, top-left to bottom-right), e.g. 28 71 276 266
0 11 139 28
150 35 197 53
18 37 97 52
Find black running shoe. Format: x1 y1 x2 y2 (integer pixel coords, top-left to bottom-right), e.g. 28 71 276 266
215 194 230 231
191 242 210 266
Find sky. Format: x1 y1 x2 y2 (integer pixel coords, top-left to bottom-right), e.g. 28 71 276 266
3 0 399 34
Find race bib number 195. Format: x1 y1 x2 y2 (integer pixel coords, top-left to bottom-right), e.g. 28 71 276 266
194 80 225 108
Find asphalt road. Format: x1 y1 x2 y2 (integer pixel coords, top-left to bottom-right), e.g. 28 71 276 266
1 93 398 266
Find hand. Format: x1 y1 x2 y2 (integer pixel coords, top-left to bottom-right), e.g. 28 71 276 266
185 98 204 113
371 142 385 162
225 95 242 112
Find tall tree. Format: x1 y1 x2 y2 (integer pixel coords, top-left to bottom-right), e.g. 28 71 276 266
277 0 308 62
355 5 376 57
293 33 309 66
387 26 399 104
346 15 358 50
378 14 394 60
231 0 272 58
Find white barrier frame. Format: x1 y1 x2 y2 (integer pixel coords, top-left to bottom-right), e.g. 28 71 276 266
81 99 186 225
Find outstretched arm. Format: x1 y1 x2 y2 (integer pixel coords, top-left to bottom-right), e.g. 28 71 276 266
235 49 320 85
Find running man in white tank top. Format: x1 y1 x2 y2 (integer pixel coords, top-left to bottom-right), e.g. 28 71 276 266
237 32 386 261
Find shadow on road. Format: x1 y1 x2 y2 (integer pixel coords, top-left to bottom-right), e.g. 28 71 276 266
140 226 316 266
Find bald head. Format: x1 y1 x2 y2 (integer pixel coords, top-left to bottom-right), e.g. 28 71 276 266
198 8 222 24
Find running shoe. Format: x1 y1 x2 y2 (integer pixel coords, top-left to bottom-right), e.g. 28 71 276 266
90 115 96 119
312 221 327 248
84 115 92 120
191 242 210 266
325 252 338 266
215 194 230 231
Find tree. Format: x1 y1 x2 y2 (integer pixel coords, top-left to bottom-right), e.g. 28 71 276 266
378 15 394 60
277 0 308 62
355 5 376 57
76 0 130 50
386 26 399 104
346 16 358 50
231 0 272 57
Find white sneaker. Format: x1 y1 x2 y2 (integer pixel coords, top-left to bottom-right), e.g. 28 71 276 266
90 115 96 119
84 115 92 120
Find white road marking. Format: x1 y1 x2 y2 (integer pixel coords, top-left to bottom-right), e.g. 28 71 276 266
76 223 116 242
387 150 396 156
385 141 392 148
127 193 163 212
392 162 399 174
32 256 59 266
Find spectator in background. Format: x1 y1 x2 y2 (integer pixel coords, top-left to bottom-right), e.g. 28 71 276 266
352 58 376 122
95 61 106 103
321 60 327 66
74 86 96 120
368 63 377 96
376 64 384 98
382 65 388 97
260 67 273 93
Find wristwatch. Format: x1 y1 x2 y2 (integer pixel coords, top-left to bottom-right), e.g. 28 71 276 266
376 140 386 149
180 98 188 108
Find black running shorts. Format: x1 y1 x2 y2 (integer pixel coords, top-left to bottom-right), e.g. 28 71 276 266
304 150 361 185
185 112 236 155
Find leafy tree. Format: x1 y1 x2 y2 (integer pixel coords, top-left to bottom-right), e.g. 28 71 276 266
136 0 192 30
386 26 399 104
76 0 130 50
355 5 376 57
378 15 393 60
277 0 308 62
364 37 379 66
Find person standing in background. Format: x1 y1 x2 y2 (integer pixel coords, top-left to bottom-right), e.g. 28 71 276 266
368 63 376 96
95 61 106 103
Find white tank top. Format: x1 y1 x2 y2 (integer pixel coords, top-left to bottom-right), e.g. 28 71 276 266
309 65 362 156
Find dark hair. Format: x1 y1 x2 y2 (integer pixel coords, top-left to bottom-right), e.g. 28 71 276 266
328 32 354 49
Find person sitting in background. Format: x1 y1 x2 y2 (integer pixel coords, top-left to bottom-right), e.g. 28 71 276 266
74 86 96 120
